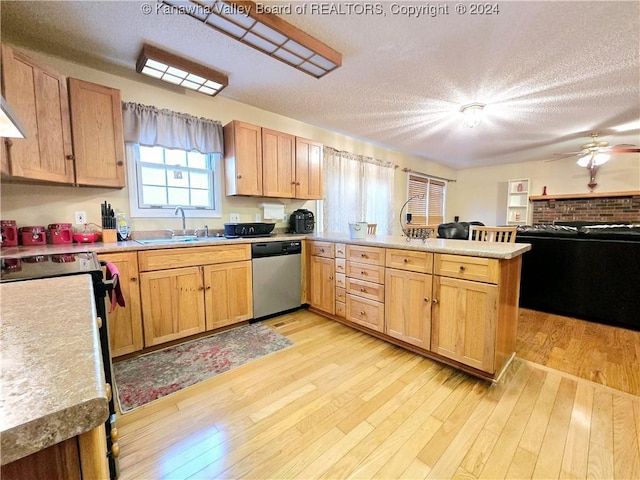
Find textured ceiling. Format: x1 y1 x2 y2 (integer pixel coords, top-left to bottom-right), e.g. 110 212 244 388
1 1 639 169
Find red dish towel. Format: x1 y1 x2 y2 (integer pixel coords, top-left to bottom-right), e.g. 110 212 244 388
105 262 126 313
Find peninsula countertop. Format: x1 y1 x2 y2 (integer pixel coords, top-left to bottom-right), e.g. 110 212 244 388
308 233 531 259
0 275 109 465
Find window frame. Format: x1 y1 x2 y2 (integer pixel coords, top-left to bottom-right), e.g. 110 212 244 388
406 173 446 225
125 144 223 219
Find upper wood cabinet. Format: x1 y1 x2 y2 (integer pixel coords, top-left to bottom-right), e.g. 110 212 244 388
295 137 323 200
68 78 125 187
224 120 263 196
262 128 295 198
1 45 126 188
1 44 74 183
224 120 323 199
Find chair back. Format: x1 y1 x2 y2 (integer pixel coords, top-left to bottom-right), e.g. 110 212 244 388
367 223 377 235
469 226 517 243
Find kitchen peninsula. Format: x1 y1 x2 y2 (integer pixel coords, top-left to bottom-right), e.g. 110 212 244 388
306 234 531 381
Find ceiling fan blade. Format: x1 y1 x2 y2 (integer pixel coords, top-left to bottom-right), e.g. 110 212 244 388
610 147 640 153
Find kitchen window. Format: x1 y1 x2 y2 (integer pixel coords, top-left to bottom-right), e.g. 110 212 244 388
406 173 446 225
122 102 224 218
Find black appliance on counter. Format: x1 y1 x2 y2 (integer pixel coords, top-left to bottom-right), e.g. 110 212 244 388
0 252 120 479
289 209 315 234
224 222 275 238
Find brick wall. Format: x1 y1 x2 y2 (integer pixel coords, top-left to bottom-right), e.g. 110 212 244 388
531 194 640 224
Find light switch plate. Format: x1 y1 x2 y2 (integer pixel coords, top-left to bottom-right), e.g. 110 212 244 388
230 213 240 223
75 211 87 225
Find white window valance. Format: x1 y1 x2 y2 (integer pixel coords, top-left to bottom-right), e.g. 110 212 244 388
122 102 223 154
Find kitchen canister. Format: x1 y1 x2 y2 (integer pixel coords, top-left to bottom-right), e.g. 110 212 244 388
348 222 368 239
47 223 73 244
1 220 19 247
19 226 47 246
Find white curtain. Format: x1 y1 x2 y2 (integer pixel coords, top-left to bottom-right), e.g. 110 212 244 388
122 102 223 154
323 147 395 234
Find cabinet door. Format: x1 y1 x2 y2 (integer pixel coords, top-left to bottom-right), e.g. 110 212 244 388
223 121 262 196
385 268 432 350
309 255 335 315
432 276 498 373
1 44 74 183
203 260 253 330
295 137 323 199
262 128 295 198
98 252 143 357
140 267 205 346
68 78 125 188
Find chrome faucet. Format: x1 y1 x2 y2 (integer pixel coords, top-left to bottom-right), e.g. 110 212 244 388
174 206 186 234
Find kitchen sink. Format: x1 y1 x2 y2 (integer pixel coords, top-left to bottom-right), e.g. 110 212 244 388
135 235 227 245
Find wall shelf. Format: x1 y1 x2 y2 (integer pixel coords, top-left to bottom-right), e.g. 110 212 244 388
529 190 640 201
506 178 530 225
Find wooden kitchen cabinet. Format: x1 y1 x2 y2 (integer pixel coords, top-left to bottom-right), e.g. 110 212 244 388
224 120 263 196
262 127 295 198
308 242 336 315
1 43 74 184
138 245 253 347
295 137 323 199
431 275 498 372
98 252 143 357
68 78 125 187
384 248 433 349
344 244 385 332
140 266 206 346
203 260 253 330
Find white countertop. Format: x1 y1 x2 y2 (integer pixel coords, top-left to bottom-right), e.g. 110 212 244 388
309 233 531 259
0 275 109 465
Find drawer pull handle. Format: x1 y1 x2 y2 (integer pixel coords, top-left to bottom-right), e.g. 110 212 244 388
459 265 466 271
403 258 409 263
432 298 439 304
424 297 430 302
360 310 366 315
360 287 366 292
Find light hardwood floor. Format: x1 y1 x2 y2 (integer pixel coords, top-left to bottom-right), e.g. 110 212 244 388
117 310 640 479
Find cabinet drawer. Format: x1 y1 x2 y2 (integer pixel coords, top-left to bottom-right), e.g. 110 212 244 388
335 243 346 258
434 254 499 284
336 301 346 318
309 241 334 258
385 249 433 273
335 273 346 288
346 261 385 284
138 244 250 271
346 245 384 265
346 294 384 332
335 258 346 274
346 277 385 302
336 287 346 303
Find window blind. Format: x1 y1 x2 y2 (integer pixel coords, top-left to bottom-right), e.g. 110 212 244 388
407 174 445 224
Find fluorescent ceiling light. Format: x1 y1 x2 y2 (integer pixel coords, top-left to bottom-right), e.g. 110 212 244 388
161 0 342 78
0 95 27 138
136 44 228 96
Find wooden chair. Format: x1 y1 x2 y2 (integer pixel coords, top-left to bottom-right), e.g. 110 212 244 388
367 223 377 235
469 226 517 243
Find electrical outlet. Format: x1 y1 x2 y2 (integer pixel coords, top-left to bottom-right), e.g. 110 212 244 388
75 211 87 225
230 213 240 223
255 213 262 222
283 214 288 223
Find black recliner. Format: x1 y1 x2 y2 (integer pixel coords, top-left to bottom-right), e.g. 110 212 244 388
437 221 485 239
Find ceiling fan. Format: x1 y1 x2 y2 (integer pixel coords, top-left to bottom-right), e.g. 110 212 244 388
554 133 640 191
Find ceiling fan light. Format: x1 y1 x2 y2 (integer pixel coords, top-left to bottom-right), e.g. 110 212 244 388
460 103 485 128
576 154 592 167
594 152 610 165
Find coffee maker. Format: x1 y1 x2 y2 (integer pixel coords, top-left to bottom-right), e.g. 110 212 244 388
289 209 315 234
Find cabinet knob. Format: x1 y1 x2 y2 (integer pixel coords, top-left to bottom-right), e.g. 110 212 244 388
291 181 296 185
111 442 120 459
320 249 324 252
328 275 333 280
403 258 409 263
360 310 366 316
360 253 367 258
424 297 430 302
432 298 439 304
459 265 466 271
117 161 124 166
296 182 301 186
65 154 75 160
360 271 366 275
237 174 242 179
131 276 137 282
360 287 366 292
206 285 211 290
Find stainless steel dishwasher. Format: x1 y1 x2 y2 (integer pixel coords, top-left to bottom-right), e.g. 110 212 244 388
251 240 302 320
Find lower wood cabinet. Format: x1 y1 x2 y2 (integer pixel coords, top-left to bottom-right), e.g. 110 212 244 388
431 275 498 373
140 266 206 347
308 254 335 315
384 268 432 349
203 261 253 330
98 252 143 357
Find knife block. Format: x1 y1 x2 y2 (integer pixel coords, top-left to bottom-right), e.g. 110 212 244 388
102 229 117 243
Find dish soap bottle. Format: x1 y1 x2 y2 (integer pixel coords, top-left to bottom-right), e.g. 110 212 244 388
116 212 130 241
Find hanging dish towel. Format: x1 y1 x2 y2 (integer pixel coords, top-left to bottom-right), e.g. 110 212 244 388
105 262 126 313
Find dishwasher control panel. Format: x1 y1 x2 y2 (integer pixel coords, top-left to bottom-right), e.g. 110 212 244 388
251 240 302 258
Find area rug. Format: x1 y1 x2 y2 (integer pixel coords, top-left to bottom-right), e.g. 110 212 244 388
113 323 293 413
